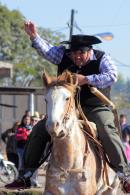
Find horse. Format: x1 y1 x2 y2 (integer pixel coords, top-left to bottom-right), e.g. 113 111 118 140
42 70 120 195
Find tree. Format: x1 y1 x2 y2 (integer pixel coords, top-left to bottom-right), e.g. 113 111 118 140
0 3 65 87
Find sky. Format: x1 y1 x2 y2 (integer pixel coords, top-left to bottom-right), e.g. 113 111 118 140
0 0 130 80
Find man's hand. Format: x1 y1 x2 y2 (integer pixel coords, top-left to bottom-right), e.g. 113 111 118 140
24 20 37 39
76 74 88 86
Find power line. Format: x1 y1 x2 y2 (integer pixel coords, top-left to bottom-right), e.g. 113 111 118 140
114 58 130 68
111 0 125 25
49 9 130 71
52 26 69 33
50 22 130 32
66 10 130 72
74 22 83 33
78 23 130 29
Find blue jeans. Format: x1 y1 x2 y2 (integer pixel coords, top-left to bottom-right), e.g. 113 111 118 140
17 148 24 170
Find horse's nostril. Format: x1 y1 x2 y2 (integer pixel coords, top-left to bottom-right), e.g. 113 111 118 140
58 130 65 137
56 122 59 128
46 121 59 132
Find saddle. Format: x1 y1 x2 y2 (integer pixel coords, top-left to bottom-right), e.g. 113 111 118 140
79 119 97 138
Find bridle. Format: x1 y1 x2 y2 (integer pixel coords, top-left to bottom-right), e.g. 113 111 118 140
62 95 74 127
46 86 75 133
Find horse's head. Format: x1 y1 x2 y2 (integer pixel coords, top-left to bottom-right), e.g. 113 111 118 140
43 70 78 139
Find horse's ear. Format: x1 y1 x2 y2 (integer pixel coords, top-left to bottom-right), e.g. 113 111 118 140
68 72 74 84
58 71 71 84
64 71 73 84
60 71 78 86
42 70 52 87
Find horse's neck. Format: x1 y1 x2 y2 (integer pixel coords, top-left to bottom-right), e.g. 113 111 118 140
52 113 86 170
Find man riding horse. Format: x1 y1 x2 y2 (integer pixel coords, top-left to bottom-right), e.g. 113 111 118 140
5 20 130 193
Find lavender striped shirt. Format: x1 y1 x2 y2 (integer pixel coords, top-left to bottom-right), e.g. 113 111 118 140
32 34 117 88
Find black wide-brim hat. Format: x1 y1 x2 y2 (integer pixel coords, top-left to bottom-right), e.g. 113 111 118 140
61 34 102 51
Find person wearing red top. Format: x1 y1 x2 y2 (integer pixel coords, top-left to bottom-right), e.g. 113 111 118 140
16 115 32 171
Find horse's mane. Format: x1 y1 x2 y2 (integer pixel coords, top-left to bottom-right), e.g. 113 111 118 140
44 70 78 95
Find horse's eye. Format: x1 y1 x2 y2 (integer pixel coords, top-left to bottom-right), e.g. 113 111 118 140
66 97 69 101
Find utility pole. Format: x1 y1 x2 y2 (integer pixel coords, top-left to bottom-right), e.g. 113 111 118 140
69 9 75 41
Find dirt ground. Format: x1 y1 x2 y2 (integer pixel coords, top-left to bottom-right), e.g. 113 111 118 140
0 167 45 195
0 167 127 195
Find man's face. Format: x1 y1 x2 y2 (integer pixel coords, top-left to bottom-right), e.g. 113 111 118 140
70 49 91 67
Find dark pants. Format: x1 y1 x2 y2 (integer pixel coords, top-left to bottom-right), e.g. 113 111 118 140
23 119 51 173
82 105 128 173
7 152 19 169
23 106 128 174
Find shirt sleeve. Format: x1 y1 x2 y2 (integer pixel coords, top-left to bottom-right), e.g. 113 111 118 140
86 54 118 88
31 34 65 65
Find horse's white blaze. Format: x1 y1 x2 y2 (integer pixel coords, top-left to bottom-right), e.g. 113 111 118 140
45 86 71 135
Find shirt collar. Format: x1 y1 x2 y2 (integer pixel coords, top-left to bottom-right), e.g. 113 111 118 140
90 49 97 61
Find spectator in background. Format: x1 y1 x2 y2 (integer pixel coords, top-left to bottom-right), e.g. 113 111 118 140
31 115 40 127
15 115 32 171
122 127 130 164
24 110 31 117
1 121 20 169
33 111 40 118
120 114 128 131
